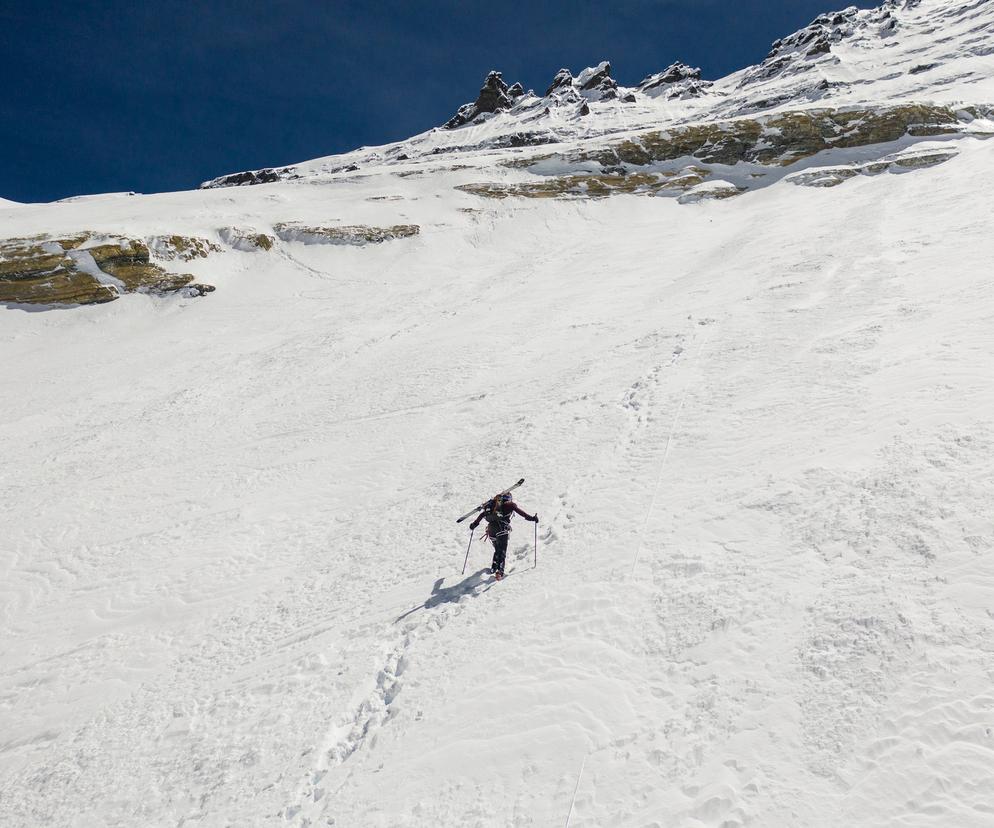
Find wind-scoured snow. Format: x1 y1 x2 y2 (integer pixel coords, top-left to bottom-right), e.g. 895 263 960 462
2 0 994 826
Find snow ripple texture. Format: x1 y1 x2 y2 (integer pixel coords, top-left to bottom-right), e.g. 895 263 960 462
3 3 994 825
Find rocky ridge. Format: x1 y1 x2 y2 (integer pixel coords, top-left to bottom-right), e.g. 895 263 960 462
147 235 222 261
455 103 991 203
638 63 712 100
442 61 637 131
218 227 276 252
443 71 526 129
197 1 994 188
725 0 988 116
201 166 301 189
785 145 958 186
0 235 214 307
583 103 988 168
1 224 421 306
272 223 420 245
748 0 929 88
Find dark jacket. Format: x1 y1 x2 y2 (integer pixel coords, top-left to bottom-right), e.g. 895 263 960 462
470 500 536 537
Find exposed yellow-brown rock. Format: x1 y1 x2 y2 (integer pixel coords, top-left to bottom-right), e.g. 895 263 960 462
0 236 115 306
88 241 195 294
1 235 210 307
786 147 959 187
890 150 958 169
148 235 222 261
500 154 555 169
460 104 982 204
218 227 276 251
456 168 711 200
563 105 979 170
272 223 420 245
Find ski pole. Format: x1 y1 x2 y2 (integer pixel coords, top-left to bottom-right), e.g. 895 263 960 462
534 517 538 569
461 530 474 575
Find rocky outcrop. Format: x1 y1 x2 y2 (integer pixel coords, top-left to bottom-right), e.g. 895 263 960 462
640 62 699 88
491 132 558 149
456 166 712 200
147 235 221 261
474 72 515 114
638 63 713 100
456 104 980 204
742 1 929 88
677 181 744 204
545 69 574 96
218 227 275 251
272 223 420 245
1 235 210 307
1 235 115 306
786 147 959 187
577 61 617 96
200 166 300 189
180 283 216 296
85 240 198 294
443 61 633 130
444 71 519 129
583 105 978 170
744 8 861 85
547 62 623 104
785 167 860 188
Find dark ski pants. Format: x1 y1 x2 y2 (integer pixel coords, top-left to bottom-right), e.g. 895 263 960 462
491 533 509 574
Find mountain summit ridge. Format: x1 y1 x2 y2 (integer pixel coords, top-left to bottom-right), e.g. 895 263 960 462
196 0 994 190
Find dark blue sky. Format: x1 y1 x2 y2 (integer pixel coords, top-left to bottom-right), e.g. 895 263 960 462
1 0 876 203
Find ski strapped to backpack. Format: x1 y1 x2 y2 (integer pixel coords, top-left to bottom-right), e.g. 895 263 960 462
455 478 525 523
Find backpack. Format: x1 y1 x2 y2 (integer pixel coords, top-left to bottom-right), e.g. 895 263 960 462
484 495 512 537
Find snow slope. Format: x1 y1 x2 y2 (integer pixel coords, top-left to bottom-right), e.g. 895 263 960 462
3 1 994 826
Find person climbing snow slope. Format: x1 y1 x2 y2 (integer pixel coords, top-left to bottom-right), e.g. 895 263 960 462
469 492 538 579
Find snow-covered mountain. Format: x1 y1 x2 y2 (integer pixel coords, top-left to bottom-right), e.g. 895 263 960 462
199 0 994 187
3 1 994 826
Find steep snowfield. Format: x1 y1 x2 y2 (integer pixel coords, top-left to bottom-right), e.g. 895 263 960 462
4 134 994 826
4 1 994 826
